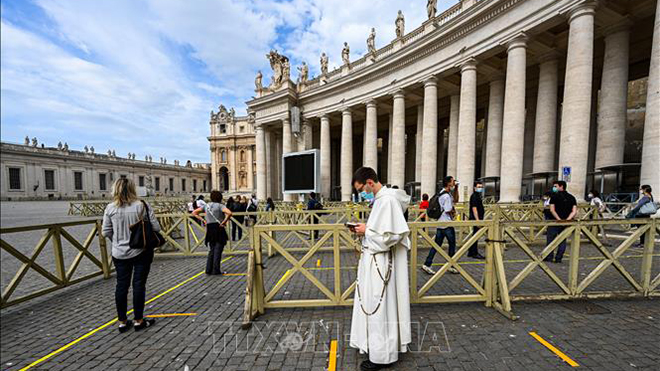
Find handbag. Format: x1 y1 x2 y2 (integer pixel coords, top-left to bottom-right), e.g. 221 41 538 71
639 201 658 216
129 200 166 249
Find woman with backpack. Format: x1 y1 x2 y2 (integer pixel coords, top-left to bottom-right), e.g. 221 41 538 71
193 190 232 274
102 178 160 333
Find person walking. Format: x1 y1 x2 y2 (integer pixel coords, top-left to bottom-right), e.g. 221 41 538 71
187 194 197 213
627 185 656 248
419 193 430 221
102 178 160 332
307 191 323 239
544 180 577 263
422 176 459 275
193 190 231 275
232 196 247 241
348 167 411 370
265 197 276 211
467 181 486 259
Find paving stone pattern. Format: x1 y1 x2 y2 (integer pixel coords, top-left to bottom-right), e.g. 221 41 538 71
1 251 659 371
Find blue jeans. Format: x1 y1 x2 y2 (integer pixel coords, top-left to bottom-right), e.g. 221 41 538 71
546 226 567 262
113 250 154 321
424 227 456 267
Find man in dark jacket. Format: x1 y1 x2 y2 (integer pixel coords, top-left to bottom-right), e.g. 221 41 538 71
467 181 485 259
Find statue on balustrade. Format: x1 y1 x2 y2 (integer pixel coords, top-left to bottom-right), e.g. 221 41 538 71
427 0 437 19
255 70 263 93
367 28 376 56
342 42 350 66
266 50 290 91
320 53 329 76
395 10 405 38
297 62 309 84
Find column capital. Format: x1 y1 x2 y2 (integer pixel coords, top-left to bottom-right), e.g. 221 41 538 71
342 108 352 115
565 1 597 24
506 33 528 52
423 76 438 87
365 99 378 108
319 113 330 120
282 118 290 124
459 58 478 73
392 89 405 99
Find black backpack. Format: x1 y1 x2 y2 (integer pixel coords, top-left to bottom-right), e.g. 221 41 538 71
426 190 447 220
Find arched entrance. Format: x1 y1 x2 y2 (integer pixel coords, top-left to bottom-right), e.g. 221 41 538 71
219 167 229 191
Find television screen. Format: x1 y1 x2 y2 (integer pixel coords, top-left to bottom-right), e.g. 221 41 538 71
283 150 318 192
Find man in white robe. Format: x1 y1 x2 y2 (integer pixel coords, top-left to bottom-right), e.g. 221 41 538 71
348 167 412 370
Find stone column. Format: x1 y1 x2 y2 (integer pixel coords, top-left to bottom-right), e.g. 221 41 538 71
421 77 438 196
275 136 282 198
387 113 393 183
595 26 630 169
303 121 313 150
558 4 596 201
364 100 379 170
499 36 528 202
341 109 354 201
456 59 478 194
415 104 424 183
447 94 460 178
255 125 267 200
282 118 294 201
247 145 254 191
485 77 505 178
533 55 559 173
264 129 272 197
640 0 660 191
390 90 406 188
320 115 332 198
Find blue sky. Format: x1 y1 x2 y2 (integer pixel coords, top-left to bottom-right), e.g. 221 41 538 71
1 0 455 163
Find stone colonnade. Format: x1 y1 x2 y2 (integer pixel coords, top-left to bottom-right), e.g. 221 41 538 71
255 1 660 202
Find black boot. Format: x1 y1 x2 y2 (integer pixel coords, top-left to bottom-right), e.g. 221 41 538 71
360 360 393 370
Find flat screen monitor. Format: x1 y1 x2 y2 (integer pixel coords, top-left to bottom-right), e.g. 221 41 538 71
282 149 320 193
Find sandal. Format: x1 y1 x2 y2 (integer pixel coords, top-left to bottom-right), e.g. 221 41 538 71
134 318 156 332
118 320 133 333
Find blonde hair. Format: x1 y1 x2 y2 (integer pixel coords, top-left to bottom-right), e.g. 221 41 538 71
112 178 138 207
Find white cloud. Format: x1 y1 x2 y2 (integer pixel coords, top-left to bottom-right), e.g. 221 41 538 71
1 0 458 163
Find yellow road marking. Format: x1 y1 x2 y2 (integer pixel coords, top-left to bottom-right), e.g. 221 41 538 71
327 340 337 371
223 273 246 276
529 331 579 367
276 269 291 287
19 256 234 370
146 313 197 318
317 259 321 267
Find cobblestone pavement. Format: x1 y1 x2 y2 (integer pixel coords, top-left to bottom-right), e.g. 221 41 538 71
2 252 659 371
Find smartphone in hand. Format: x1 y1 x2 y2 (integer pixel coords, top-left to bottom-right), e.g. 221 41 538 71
345 222 358 229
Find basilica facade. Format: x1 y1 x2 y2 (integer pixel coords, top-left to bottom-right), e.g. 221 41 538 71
246 0 658 202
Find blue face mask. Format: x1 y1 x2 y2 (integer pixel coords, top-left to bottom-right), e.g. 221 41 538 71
475 188 484 193
552 186 559 193
361 191 374 200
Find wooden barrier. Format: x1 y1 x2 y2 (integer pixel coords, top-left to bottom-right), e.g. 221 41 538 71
242 213 658 325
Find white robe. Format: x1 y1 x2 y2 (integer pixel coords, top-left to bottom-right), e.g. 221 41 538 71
349 187 412 364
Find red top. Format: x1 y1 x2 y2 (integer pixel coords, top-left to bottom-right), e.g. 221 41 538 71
420 200 429 210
